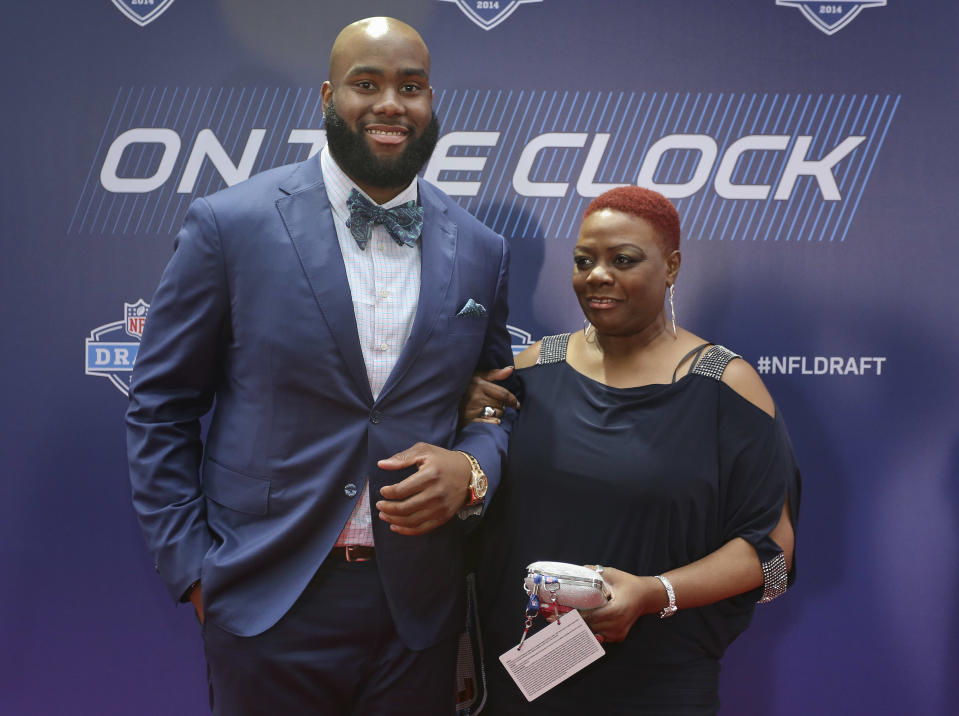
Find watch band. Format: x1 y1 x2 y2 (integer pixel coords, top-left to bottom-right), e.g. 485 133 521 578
456 450 487 506
655 574 678 618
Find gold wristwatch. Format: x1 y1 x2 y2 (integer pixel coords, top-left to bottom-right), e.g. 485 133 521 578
457 451 488 506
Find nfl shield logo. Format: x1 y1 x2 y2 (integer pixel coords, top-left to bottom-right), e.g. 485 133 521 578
508 324 535 357
125 299 149 339
438 0 543 31
776 1 886 36
111 0 176 27
86 299 151 396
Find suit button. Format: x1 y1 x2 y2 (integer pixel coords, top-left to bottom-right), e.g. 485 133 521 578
344 483 358 498
370 410 383 424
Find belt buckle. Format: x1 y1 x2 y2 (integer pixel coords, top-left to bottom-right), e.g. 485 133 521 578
344 545 370 562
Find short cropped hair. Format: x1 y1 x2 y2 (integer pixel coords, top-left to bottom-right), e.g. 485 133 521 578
583 186 680 254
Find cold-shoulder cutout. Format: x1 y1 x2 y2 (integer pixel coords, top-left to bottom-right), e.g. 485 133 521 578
720 358 775 418
770 498 795 572
514 340 542 369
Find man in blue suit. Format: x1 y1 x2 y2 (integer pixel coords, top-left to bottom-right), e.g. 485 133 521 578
126 17 512 714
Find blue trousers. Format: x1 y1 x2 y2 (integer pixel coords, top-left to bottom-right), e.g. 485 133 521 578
203 556 458 715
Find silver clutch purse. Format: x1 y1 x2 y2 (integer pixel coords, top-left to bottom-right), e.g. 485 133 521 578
524 561 611 612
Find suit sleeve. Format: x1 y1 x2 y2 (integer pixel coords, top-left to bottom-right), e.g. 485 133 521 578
452 233 515 511
126 197 228 603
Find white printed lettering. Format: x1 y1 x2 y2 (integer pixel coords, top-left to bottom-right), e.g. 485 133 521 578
100 128 181 193
872 356 886 375
774 135 866 201
576 133 627 197
177 128 266 193
425 131 500 196
636 134 718 199
287 129 326 158
714 135 791 200
513 133 588 197
97 126 871 203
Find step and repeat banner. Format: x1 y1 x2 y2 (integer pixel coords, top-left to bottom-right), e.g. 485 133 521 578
3 2 956 714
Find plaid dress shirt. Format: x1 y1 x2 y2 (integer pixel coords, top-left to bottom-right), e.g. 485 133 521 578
321 146 421 547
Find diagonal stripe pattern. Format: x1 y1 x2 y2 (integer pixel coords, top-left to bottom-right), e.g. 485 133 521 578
70 87 899 244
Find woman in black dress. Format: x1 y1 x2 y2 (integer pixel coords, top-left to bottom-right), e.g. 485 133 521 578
466 186 800 715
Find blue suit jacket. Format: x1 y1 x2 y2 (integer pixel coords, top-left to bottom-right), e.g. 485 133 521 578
126 153 512 649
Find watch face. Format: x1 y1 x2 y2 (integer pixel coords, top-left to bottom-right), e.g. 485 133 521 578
473 471 488 499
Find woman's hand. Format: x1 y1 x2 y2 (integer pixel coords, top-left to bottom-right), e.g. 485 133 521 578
459 366 520 426
579 567 664 643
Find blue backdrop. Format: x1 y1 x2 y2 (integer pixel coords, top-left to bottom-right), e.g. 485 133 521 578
3 1 957 714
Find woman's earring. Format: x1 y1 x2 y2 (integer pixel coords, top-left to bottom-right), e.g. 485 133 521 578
583 318 595 343
668 284 677 337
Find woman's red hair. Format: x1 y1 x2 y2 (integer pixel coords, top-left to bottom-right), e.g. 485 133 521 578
583 186 680 253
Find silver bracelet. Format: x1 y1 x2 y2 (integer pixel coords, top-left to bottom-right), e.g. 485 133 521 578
655 574 678 618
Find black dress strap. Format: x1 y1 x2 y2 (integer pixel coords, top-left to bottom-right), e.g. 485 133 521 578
671 343 710 384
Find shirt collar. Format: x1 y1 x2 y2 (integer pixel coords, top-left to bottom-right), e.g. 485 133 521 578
321 144 419 227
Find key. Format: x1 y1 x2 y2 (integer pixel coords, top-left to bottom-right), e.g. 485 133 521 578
544 576 561 623
517 613 535 651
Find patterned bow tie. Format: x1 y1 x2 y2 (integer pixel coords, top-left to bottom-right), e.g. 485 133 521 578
345 188 424 250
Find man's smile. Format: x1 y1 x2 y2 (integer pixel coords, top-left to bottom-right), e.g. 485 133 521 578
365 124 410 145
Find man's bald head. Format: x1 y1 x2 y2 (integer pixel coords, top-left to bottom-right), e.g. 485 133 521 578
321 17 438 204
329 17 430 80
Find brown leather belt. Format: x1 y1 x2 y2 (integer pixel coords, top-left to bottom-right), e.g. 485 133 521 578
330 545 375 562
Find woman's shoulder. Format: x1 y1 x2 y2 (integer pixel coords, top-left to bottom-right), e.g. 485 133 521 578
715 349 775 418
514 340 542 369
676 333 774 418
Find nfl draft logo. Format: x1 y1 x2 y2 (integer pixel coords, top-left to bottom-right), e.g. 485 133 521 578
85 300 149 396
438 0 542 31
508 324 535 357
111 0 175 27
776 1 886 35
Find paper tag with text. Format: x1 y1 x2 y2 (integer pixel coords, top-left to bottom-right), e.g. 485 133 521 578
498 608 605 701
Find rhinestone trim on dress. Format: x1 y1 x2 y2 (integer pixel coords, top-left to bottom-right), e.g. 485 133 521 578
758 551 790 603
690 345 740 380
537 333 571 365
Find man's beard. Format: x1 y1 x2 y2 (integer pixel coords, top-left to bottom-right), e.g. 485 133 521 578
324 100 440 189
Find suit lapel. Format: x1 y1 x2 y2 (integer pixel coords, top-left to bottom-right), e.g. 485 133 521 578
378 181 456 402
276 158 373 404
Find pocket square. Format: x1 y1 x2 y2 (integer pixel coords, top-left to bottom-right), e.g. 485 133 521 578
456 298 487 317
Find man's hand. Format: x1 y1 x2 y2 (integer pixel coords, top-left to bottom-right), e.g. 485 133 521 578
189 582 204 625
459 366 520 426
376 443 472 535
